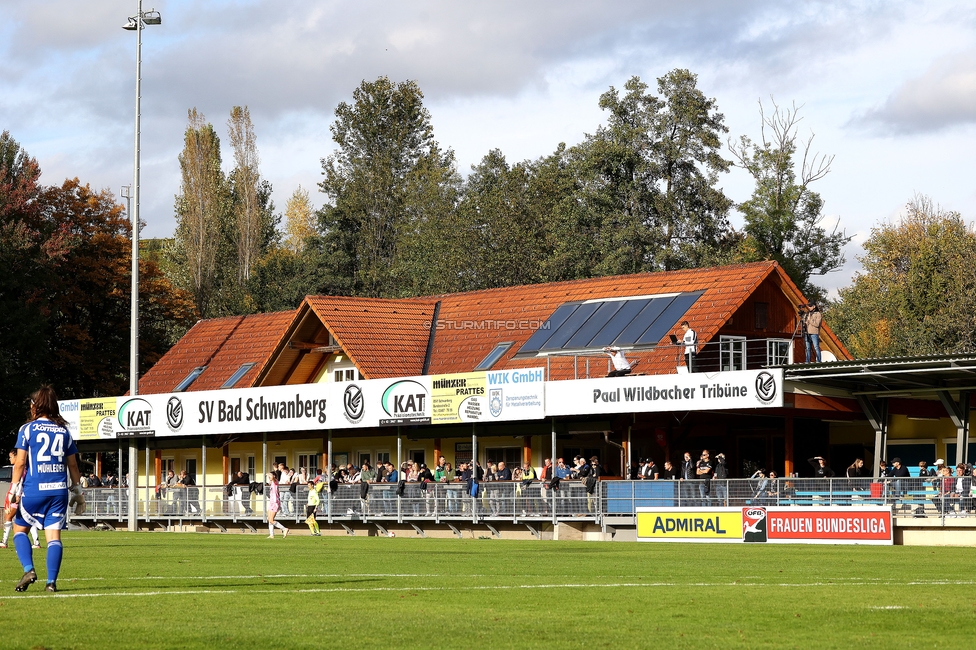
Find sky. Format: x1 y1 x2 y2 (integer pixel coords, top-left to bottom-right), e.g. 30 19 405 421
2 0 974 296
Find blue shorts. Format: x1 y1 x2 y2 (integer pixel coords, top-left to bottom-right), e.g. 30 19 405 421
15 493 69 530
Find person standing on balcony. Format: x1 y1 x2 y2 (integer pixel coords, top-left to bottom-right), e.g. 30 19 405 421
802 303 823 363
713 453 729 505
696 450 714 506
680 322 698 373
808 456 835 478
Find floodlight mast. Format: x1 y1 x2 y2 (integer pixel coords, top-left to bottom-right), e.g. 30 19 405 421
123 0 160 533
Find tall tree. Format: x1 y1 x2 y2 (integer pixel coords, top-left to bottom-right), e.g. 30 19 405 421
573 71 734 276
831 196 976 357
174 109 227 316
730 99 849 301
0 131 67 444
454 149 545 289
40 179 197 398
226 106 263 286
649 69 733 269
317 76 458 297
283 185 316 253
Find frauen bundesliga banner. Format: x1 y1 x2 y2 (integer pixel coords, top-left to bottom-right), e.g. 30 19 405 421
546 368 783 416
636 506 893 545
59 368 546 440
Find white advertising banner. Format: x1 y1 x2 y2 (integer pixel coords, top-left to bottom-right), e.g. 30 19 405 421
59 368 548 440
545 368 784 417
483 368 545 422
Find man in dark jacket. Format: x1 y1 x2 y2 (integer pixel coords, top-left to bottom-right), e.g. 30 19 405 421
808 457 835 478
713 453 729 506
680 452 696 504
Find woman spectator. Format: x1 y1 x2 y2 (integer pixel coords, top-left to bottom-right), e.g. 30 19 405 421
485 463 499 516
407 462 421 515
442 462 458 514
846 459 866 492
265 473 289 538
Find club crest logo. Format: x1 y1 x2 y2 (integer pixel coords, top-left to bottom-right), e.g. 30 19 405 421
166 396 183 432
755 371 777 405
489 389 503 417
343 384 364 424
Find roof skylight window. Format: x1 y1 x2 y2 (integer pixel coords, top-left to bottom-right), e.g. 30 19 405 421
173 366 207 392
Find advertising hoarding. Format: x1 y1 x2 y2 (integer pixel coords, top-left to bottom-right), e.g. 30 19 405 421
547 368 783 417
637 506 893 545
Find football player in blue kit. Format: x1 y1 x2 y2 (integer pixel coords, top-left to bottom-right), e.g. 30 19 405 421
9 386 84 593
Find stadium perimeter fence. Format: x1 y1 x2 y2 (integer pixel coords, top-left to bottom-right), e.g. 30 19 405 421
72 477 975 529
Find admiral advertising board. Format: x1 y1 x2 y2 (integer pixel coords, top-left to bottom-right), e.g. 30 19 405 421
637 506 893 545
546 368 783 417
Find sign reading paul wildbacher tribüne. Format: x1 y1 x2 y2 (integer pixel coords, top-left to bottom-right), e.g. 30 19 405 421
546 368 783 416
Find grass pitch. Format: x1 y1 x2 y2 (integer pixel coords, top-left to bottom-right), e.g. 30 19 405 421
0 531 970 649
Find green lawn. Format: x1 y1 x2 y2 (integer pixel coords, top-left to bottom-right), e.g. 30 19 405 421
0 532 969 649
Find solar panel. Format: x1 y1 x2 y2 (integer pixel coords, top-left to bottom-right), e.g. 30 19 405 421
519 303 580 353
515 292 703 356
635 292 703 344
540 302 601 350
564 300 625 349
614 297 676 346
587 298 651 347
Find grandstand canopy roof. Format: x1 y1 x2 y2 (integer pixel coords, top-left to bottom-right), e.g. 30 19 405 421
785 354 976 397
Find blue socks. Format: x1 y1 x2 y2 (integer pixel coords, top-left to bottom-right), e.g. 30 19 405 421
46 540 63 585
13 532 33 572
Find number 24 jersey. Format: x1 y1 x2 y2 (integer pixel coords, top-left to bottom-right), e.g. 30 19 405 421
15 418 78 496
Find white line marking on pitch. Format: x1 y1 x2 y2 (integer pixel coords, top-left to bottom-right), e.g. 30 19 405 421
0 580 964 601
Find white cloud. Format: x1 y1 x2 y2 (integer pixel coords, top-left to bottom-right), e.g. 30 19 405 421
855 48 976 133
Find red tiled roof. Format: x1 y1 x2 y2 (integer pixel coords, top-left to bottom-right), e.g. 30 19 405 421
305 296 438 379
137 310 296 394
420 261 785 379
140 261 849 390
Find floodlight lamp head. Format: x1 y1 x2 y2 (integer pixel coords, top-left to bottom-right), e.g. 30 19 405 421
122 17 139 31
143 11 161 25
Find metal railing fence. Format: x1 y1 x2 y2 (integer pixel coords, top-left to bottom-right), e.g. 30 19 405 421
73 476 976 527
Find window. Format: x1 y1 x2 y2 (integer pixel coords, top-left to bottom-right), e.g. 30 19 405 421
174 366 206 392
474 342 514 370
754 302 769 330
247 455 255 478
516 292 703 356
375 451 391 465
221 362 256 389
766 339 791 367
484 447 521 469
298 453 320 476
334 369 357 382
720 336 746 371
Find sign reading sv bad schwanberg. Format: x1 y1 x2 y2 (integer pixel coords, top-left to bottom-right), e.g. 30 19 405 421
545 368 783 416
